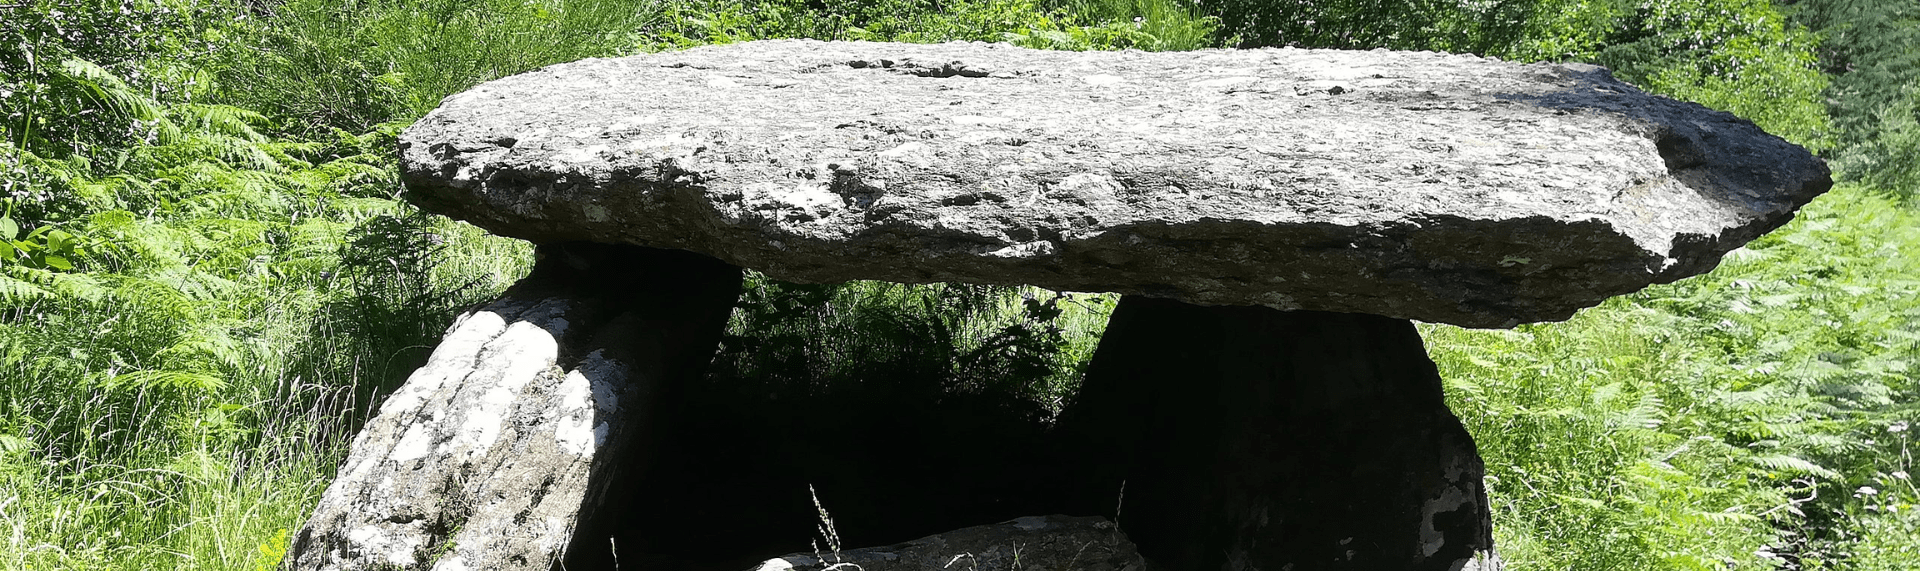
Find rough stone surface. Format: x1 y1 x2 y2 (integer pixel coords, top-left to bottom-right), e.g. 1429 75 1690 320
286 244 741 571
750 515 1146 571
402 39 1828 328
1055 298 1499 571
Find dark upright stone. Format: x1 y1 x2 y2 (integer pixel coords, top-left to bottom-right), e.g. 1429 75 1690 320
1057 296 1496 571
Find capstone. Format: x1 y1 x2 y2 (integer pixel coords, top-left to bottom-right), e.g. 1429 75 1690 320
401 39 1829 327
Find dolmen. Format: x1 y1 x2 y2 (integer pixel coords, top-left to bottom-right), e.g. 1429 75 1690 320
286 40 1830 571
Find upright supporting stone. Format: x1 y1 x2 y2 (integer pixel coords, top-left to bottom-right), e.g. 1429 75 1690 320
286 243 741 571
1057 296 1496 571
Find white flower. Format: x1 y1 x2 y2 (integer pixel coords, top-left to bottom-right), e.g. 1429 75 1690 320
1857 486 1880 496
1890 421 1910 433
1894 471 1911 480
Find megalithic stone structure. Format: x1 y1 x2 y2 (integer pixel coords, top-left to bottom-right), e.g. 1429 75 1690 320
290 40 1829 570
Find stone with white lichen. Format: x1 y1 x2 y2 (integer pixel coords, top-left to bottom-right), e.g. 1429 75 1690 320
284 245 741 571
400 39 1828 328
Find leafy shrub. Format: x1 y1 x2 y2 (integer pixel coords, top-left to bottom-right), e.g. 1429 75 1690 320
1833 83 1920 200
1 0 241 158
637 0 1217 52
1578 0 1832 151
1790 0 1920 155
1198 0 1539 54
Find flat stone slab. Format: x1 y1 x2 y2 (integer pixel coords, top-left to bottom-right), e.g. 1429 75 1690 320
401 39 1829 327
750 515 1145 571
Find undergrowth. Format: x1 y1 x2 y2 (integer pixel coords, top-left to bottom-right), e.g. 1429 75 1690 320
1428 185 1920 570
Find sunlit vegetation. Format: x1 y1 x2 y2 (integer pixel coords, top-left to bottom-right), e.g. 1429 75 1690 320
1 0 1916 569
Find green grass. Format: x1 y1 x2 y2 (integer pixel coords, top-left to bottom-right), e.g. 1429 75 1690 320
218 0 669 133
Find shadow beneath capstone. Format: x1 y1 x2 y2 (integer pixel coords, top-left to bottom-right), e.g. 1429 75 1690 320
608 386 1070 571
561 282 1087 571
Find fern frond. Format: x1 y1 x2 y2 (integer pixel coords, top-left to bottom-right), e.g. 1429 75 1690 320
160 324 245 372
0 274 54 304
259 143 315 172
143 265 241 302
184 188 290 219
193 132 285 173
1609 391 1666 430
329 197 403 218
104 369 226 392
1684 509 1762 525
57 58 182 143
170 103 270 142
1748 454 1840 479
1786 432 1857 454
294 157 394 195
46 271 109 303
0 434 33 455
97 215 190 270
109 275 197 321
290 219 350 247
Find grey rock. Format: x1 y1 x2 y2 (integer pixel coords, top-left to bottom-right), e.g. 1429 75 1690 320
751 515 1146 571
400 39 1829 328
286 244 740 571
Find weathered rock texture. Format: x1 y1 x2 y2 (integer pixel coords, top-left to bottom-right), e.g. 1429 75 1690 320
1056 299 1499 571
401 39 1829 328
751 515 1145 571
286 244 740 571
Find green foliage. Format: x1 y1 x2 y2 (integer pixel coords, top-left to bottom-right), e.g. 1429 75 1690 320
715 278 1109 410
1191 0 1831 150
1029 0 1219 50
1 0 239 157
1793 0 1920 197
1430 185 1920 569
219 0 666 132
637 0 1218 52
0 24 528 567
1521 0 1832 151
1198 0 1540 54
1576 0 1832 151
1790 0 1920 150
1832 82 1920 200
